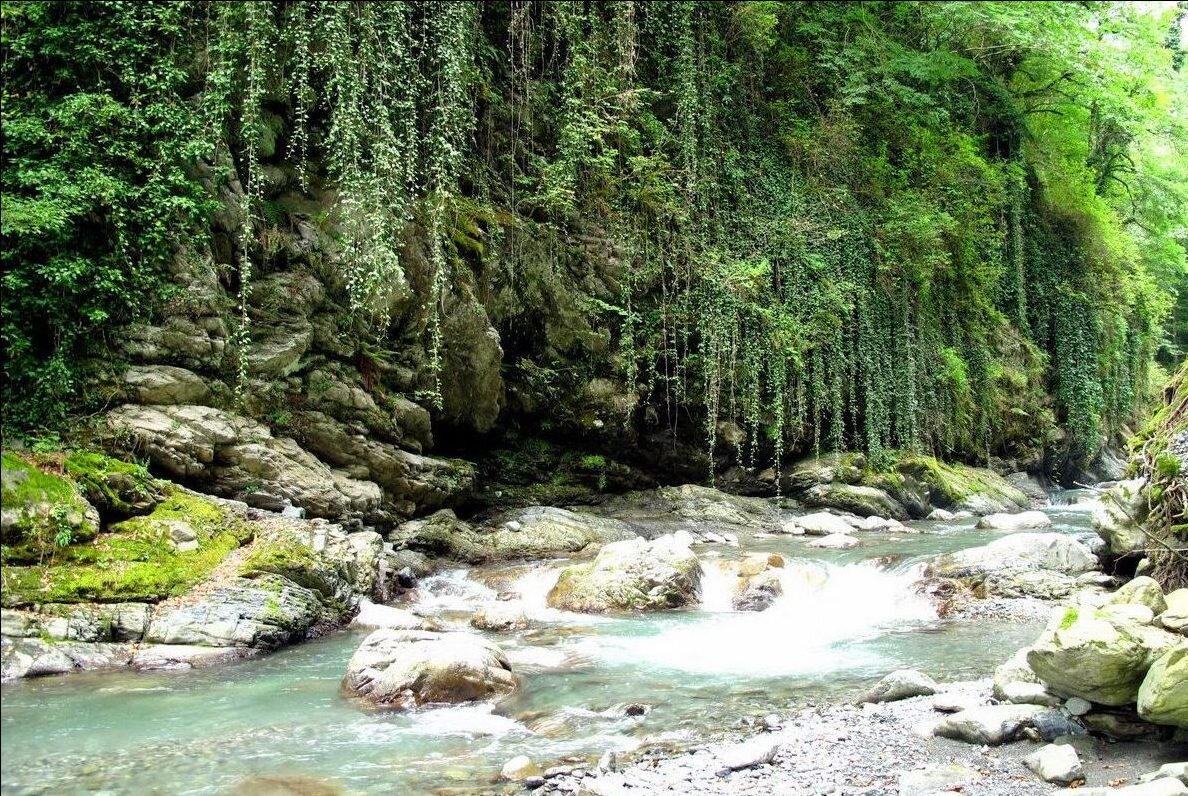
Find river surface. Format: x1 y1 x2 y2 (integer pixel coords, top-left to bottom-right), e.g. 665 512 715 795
0 492 1100 795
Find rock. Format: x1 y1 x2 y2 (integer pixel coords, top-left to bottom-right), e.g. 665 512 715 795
787 511 854 536
1 636 133 680
929 533 1097 581
123 364 211 405
1159 589 1188 633
1 452 101 562
1001 681 1062 707
597 750 618 773
715 739 779 773
501 755 541 781
246 321 313 377
1101 603 1156 626
131 644 255 671
439 293 503 434
1140 763 1188 786
1006 472 1051 507
121 316 227 371
1027 606 1154 705
105 404 384 519
987 570 1078 600
1137 645 1188 728
1024 743 1084 785
600 484 781 529
547 534 702 613
228 773 345 796
2 603 149 643
62 451 165 517
806 533 861 550
801 483 908 520
854 514 904 531
352 601 438 631
932 704 1047 745
1111 576 1168 614
1080 709 1168 740
927 508 957 521
1064 696 1092 716
932 693 983 713
858 669 939 704
471 602 530 632
341 629 515 709
731 553 784 612
247 269 325 318
975 510 1052 530
1092 479 1149 557
1055 782 1188 796
897 764 980 796
146 573 338 649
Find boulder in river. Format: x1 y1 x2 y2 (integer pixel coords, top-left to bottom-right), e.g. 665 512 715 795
731 553 784 612
342 629 515 709
975 510 1052 531
806 533 861 550
928 533 1097 581
547 534 701 612
784 511 853 536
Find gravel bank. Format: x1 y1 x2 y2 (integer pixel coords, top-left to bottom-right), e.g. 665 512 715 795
539 680 1187 796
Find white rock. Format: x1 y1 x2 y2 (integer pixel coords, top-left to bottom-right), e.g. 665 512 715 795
1024 743 1084 785
976 510 1052 531
789 511 854 536
858 669 939 704
1064 696 1092 716
1140 763 1188 786
500 755 540 781
807 533 861 550
716 739 779 772
1001 680 1062 707
927 508 957 522
352 600 436 631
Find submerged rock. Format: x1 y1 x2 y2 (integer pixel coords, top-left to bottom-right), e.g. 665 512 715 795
342 629 515 709
547 534 701 612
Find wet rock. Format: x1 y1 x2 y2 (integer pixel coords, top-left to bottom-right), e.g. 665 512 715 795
1024 743 1084 785
932 704 1047 745
341 629 515 709
501 755 541 781
352 600 438 631
547 534 701 613
731 553 784 612
975 510 1052 531
927 508 957 522
1137 645 1188 728
929 532 1097 582
131 644 257 671
229 773 345 796
806 533 861 550
858 670 939 704
785 512 853 536
0 636 133 680
1111 576 1168 615
471 602 531 632
1006 472 1051 507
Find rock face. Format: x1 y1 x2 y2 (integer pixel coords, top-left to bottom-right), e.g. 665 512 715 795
597 484 781 529
547 535 702 612
1092 479 1149 557
1137 645 1188 728
342 629 515 709
1026 606 1159 705
975 510 1052 531
123 364 212 405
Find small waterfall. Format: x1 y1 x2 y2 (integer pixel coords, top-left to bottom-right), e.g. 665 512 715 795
509 566 563 613
698 560 740 612
415 569 499 611
594 558 938 677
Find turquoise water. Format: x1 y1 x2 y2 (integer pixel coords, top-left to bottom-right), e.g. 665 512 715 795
0 496 1095 796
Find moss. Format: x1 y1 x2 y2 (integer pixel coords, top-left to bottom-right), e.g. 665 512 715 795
1059 606 1079 630
63 451 164 517
1 451 100 559
0 488 252 607
891 454 1021 506
2 452 79 508
238 533 339 597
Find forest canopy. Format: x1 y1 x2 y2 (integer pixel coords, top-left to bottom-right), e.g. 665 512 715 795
2 1 1186 476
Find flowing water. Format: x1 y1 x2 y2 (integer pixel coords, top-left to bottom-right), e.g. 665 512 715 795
0 493 1100 796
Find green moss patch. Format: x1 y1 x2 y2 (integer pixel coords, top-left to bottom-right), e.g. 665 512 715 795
1 451 101 560
63 451 164 517
238 532 340 598
0 488 252 607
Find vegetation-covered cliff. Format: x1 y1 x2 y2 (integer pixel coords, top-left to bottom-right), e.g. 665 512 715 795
3 1 1186 496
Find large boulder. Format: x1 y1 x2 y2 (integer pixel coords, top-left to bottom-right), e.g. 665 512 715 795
1137 645 1188 728
1 452 101 562
1092 479 1149 557
784 511 854 537
122 364 211 405
598 484 780 529
547 534 702 612
1027 606 1163 705
1111 577 1168 615
342 629 515 709
928 533 1097 582
1 636 133 681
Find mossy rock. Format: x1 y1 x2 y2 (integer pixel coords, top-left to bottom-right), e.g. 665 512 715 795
889 455 1028 515
63 451 164 518
1 451 101 563
238 532 348 602
0 487 252 607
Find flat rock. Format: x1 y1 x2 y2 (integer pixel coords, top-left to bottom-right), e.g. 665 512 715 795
1024 743 1084 785
897 763 981 796
807 533 861 550
788 512 854 536
976 510 1052 530
932 704 1047 745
